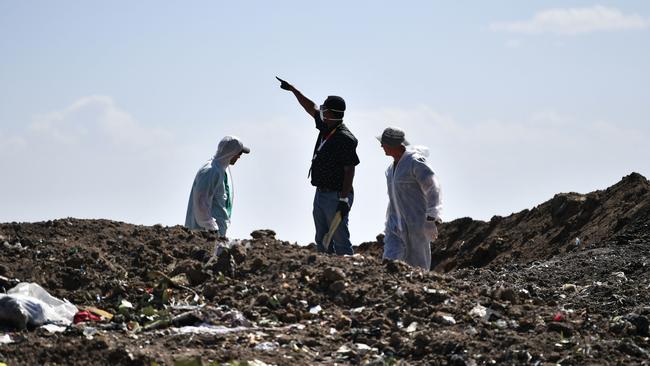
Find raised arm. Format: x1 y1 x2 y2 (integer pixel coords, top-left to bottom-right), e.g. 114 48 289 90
276 76 317 118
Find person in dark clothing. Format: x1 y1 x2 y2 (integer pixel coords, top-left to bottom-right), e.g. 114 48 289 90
277 77 360 255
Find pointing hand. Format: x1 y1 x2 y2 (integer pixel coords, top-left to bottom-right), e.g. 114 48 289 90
276 76 293 91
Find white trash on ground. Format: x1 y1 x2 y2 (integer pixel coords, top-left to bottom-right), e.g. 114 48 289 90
0 283 77 329
176 325 253 335
0 334 14 344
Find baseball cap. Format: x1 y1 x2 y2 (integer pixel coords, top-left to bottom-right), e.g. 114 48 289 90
322 95 346 112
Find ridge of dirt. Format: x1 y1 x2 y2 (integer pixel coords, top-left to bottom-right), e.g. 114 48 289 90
359 172 650 272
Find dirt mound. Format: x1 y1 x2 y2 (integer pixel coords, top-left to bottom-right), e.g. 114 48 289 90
1 173 649 365
359 172 650 272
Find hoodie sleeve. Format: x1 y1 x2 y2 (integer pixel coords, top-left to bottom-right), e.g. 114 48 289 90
412 157 442 219
191 170 220 231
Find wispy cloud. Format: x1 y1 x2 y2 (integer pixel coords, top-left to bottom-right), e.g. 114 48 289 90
0 96 187 228
29 95 172 150
490 5 650 35
0 131 26 154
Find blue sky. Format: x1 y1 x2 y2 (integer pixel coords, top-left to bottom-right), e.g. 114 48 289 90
1 1 649 245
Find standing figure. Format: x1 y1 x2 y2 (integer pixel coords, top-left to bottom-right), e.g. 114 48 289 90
277 77 360 255
185 136 250 237
379 127 442 270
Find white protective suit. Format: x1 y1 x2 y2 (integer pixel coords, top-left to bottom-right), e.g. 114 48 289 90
383 146 442 270
185 136 245 236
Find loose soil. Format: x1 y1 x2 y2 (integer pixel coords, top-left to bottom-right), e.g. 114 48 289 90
1 173 649 365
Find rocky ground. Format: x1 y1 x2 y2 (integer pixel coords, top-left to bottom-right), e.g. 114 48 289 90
1 173 649 365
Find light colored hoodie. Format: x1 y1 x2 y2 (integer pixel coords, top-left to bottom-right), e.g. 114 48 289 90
184 136 247 236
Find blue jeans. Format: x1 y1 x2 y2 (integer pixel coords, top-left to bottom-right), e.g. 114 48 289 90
313 190 354 255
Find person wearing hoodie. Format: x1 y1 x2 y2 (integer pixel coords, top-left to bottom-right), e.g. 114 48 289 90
185 136 250 237
378 127 442 270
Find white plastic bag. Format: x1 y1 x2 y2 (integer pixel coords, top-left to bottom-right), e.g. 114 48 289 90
0 283 77 329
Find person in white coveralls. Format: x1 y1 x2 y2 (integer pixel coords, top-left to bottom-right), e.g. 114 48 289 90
379 127 442 270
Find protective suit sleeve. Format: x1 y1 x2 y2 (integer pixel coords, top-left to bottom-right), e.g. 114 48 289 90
412 159 442 219
192 173 219 231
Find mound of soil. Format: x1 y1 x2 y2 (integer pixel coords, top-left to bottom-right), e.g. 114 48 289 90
431 172 650 272
1 173 649 365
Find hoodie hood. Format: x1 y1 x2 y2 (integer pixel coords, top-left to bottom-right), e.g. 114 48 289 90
213 136 249 168
407 145 430 158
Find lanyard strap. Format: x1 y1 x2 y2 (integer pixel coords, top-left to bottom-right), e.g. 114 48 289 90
316 126 338 153
308 126 339 178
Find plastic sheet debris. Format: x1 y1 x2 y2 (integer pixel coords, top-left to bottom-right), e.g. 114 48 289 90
469 304 488 319
0 334 13 344
355 343 374 356
0 282 77 329
337 345 353 354
254 341 279 351
441 315 456 325
83 327 97 339
176 325 254 335
119 299 134 313
220 309 253 328
405 322 418 333
309 305 322 314
169 304 205 311
42 324 67 333
174 322 305 336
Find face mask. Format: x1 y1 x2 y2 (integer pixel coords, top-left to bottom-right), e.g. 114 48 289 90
320 107 343 123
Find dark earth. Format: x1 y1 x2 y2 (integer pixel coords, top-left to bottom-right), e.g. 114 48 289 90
1 172 649 365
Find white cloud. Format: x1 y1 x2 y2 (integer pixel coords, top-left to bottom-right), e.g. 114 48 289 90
29 95 172 150
0 96 188 228
490 5 650 35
